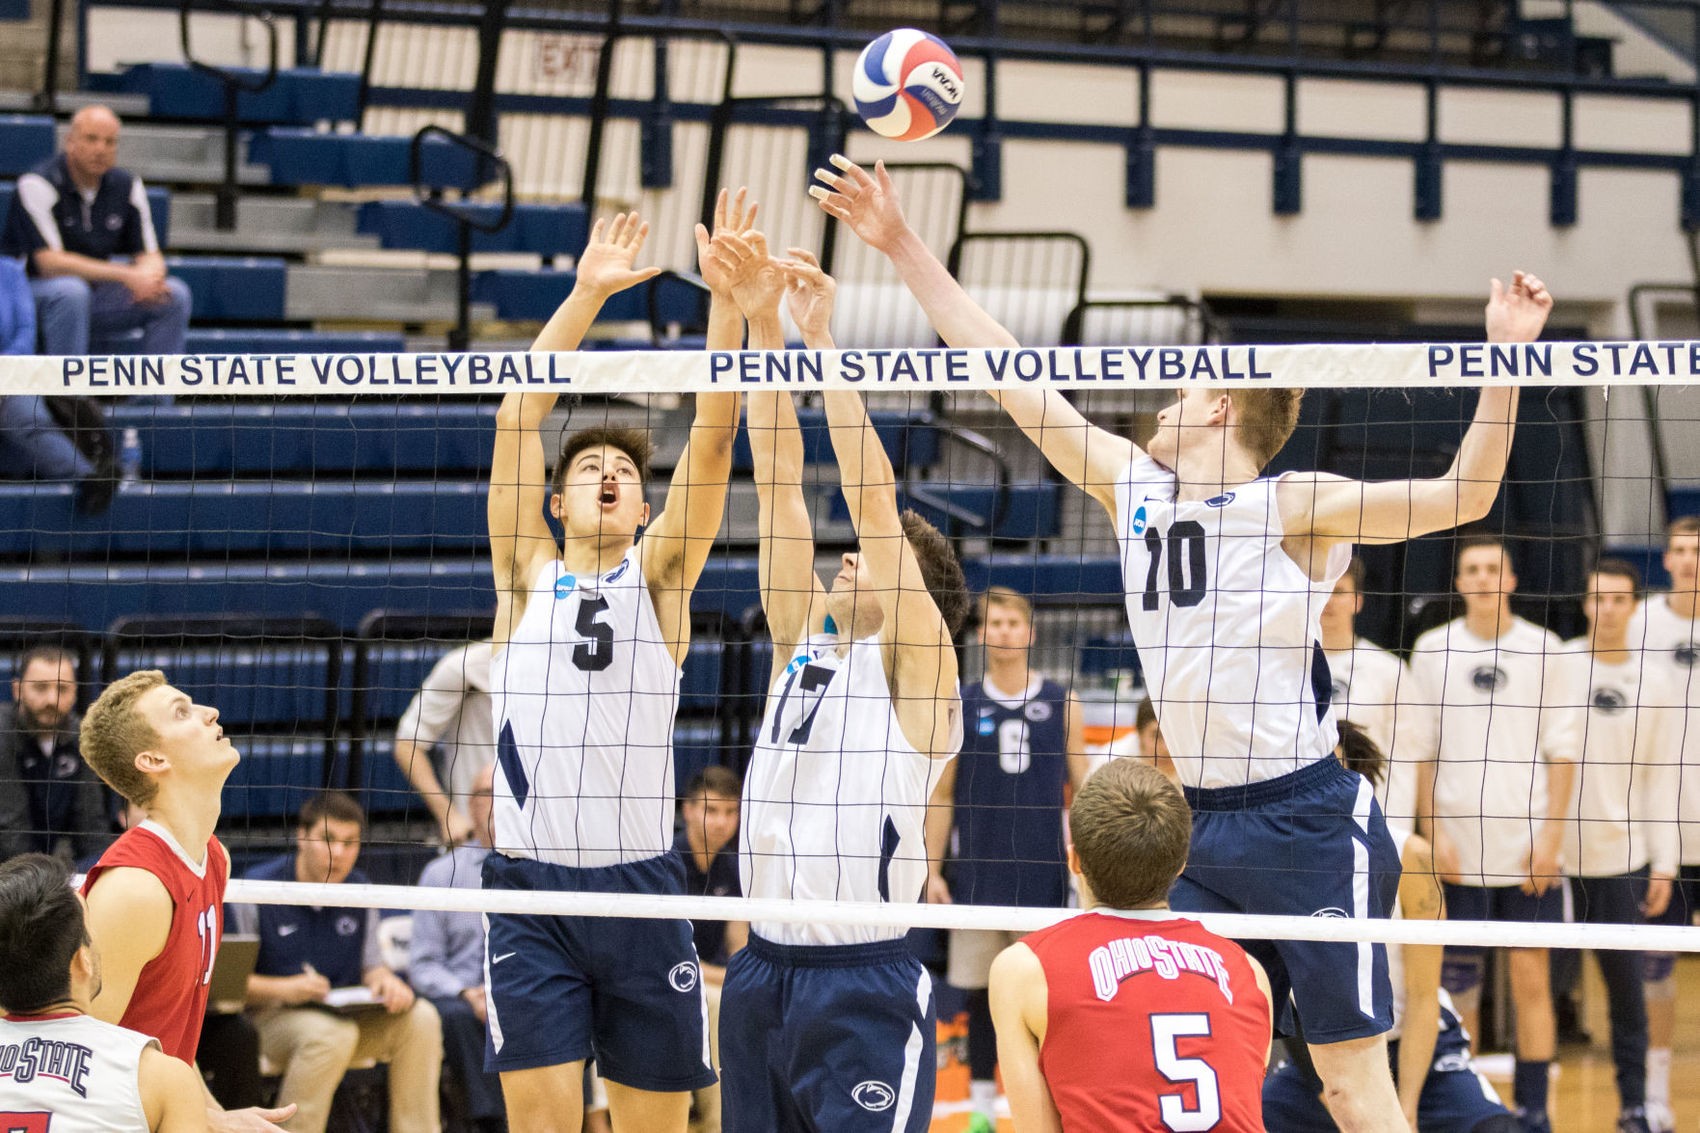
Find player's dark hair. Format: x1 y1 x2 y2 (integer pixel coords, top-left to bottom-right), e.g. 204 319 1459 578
0 854 86 1014
683 765 742 802
1229 389 1302 469
1069 758 1191 910
900 510 970 637
297 790 366 833
1590 556 1642 596
16 644 77 682
1454 532 1511 572
1136 696 1157 732
1340 556 1366 592
1334 720 1385 788
552 426 654 499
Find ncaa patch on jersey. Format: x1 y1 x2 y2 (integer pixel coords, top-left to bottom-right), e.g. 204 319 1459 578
977 715 996 736
851 1081 896 1112
554 573 577 598
1130 506 1148 536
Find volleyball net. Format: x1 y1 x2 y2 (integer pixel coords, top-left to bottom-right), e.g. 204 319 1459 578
9 341 1700 957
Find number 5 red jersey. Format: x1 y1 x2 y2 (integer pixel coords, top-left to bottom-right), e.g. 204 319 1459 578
81 822 228 1062
1025 911 1270 1132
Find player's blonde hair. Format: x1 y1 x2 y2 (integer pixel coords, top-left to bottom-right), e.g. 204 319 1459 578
79 669 167 806
1069 758 1191 910
1230 389 1302 469
979 586 1032 626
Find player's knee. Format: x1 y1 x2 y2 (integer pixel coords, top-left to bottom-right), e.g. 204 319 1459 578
1645 953 1677 990
1470 1113 1523 1133
1442 951 1485 995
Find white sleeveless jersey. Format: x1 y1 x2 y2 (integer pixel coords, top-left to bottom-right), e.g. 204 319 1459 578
0 1012 155 1132
741 634 959 946
492 547 683 867
1327 639 1417 832
1114 456 1348 788
1632 594 1700 865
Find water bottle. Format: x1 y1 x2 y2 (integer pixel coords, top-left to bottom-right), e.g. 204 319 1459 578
118 427 143 483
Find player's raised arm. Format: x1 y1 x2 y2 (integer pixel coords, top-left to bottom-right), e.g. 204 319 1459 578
809 153 1133 513
1283 272 1552 547
640 190 750 629
819 356 961 757
713 231 826 667
491 213 661 643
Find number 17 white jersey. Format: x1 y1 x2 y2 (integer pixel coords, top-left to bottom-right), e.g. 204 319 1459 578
1115 455 1348 789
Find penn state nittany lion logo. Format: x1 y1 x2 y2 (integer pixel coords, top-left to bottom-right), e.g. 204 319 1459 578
603 559 629 584
851 1081 897 1112
667 962 699 993
1311 907 1349 919
1592 687 1628 714
1025 700 1053 723
1471 666 1507 693
1676 642 1700 668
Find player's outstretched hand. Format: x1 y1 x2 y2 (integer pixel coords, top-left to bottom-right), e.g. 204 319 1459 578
574 212 662 299
209 1103 297 1131
695 187 758 296
710 229 786 320
810 154 909 254
1484 270 1552 344
779 249 837 344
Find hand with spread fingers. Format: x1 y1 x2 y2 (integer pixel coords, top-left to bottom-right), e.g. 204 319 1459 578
694 186 759 296
710 229 787 322
809 153 911 254
572 211 662 299
779 249 838 348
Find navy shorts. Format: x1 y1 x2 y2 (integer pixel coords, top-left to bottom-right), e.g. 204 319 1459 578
1174 756 1400 1044
1438 880 1565 995
1263 1004 1508 1132
482 851 715 1093
720 936 935 1133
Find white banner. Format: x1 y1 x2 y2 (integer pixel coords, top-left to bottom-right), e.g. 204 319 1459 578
4 340 1698 395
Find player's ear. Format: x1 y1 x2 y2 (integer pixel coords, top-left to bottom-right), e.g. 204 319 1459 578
549 491 564 521
1065 843 1083 879
133 748 168 776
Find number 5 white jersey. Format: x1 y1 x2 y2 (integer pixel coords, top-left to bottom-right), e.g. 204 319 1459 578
492 547 683 868
741 634 959 947
1115 454 1348 789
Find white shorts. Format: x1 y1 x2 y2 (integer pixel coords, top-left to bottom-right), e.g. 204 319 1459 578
946 928 1027 990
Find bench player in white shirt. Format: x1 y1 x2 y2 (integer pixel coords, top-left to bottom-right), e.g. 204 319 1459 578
0 853 207 1132
1407 535 1580 1131
1622 519 1700 1133
710 228 966 1133
482 200 746 1133
1320 557 1418 831
811 152 1552 1133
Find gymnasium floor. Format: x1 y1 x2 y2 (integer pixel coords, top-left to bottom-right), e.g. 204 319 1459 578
925 954 1700 1132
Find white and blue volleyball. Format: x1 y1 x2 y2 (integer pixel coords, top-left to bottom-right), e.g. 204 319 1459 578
852 29 964 141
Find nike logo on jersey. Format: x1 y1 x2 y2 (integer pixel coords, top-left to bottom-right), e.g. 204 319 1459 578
491 952 517 965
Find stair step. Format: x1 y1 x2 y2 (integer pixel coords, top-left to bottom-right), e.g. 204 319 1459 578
285 264 496 323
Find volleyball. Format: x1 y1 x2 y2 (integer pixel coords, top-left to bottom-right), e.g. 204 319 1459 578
851 28 964 141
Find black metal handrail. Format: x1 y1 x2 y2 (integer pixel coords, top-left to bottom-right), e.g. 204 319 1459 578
180 0 280 230
409 124 514 351
1062 295 1227 346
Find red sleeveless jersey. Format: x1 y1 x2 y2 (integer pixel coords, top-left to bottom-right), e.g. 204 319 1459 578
1025 911 1270 1132
81 822 228 1062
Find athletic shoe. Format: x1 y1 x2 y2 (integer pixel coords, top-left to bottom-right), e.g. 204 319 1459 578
1640 1101 1675 1133
1616 1108 1653 1133
966 1115 995 1133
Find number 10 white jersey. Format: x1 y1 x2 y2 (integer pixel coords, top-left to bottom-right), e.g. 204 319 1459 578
741 634 957 946
1115 455 1347 790
491 547 683 868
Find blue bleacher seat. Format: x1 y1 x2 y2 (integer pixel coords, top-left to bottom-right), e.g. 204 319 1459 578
249 129 487 190
165 256 286 321
730 410 939 474
109 641 334 730
0 184 169 246
104 403 493 478
0 0 29 19
471 269 645 323
961 554 1123 599
0 556 760 632
223 735 336 818
112 64 360 125
358 201 589 258
184 328 406 355
0 116 55 177
875 482 1061 542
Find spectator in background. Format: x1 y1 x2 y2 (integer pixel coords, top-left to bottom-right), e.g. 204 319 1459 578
0 644 108 862
411 763 505 1133
674 765 746 1133
0 255 32 355
0 105 189 358
391 640 494 847
1319 556 1418 831
232 791 442 1133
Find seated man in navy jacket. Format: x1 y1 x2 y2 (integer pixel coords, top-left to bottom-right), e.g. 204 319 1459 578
0 105 189 357
230 791 442 1133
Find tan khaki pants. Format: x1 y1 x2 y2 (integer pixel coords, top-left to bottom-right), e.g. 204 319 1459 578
254 1000 443 1133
